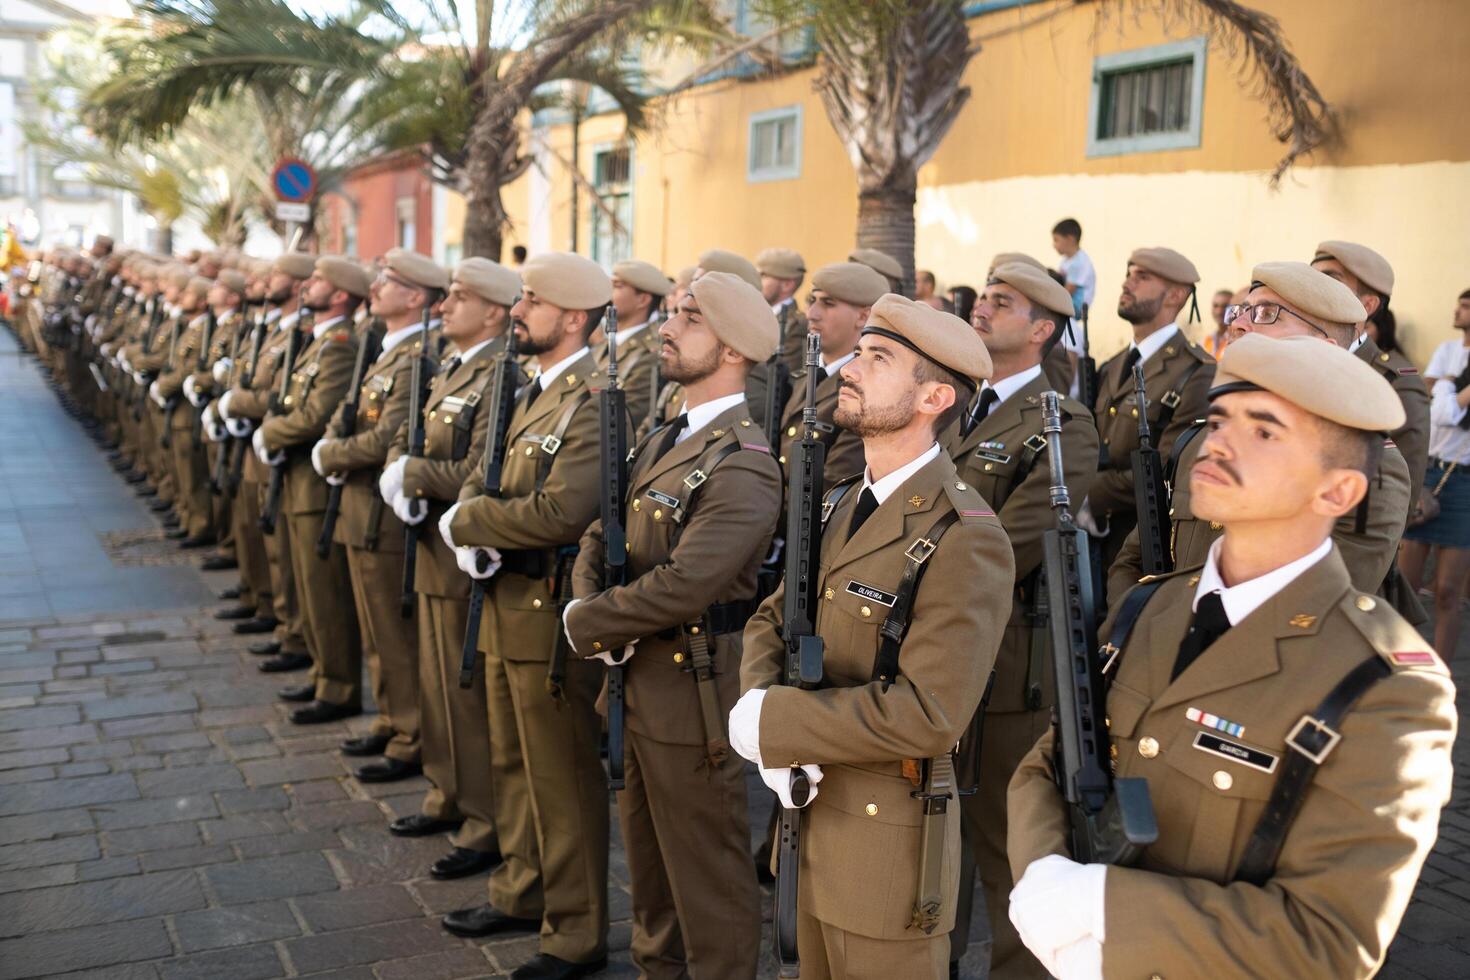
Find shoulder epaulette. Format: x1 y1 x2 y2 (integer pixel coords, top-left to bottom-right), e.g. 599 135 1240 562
1137 562 1206 586
1339 592 1448 674
822 473 862 504
731 417 772 454
943 477 996 522
330 330 351 343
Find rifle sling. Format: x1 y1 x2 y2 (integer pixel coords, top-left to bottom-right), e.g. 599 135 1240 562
1097 578 1168 683
871 510 961 691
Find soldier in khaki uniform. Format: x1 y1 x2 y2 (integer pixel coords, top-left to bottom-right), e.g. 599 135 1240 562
183 270 247 552
1109 263 1413 607
439 252 611 980
1007 333 1455 979
1085 248 1215 580
129 266 192 523
564 271 783 979
380 258 520 879
943 263 1098 979
150 277 213 545
984 253 1075 398
218 254 317 663
758 246 808 372
848 246 905 295
733 294 1015 979
601 258 669 430
314 249 446 780
254 257 367 722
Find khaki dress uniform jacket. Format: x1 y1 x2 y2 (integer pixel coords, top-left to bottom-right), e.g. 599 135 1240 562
776 366 865 490
741 451 1015 979
1357 337 1430 511
567 401 781 979
595 321 662 434
744 304 809 430
1008 549 1456 978
449 348 610 965
156 315 211 538
941 373 1097 977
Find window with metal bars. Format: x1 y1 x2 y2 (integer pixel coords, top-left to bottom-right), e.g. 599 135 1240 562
1087 37 1207 158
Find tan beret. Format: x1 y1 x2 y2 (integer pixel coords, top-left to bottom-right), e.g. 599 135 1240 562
215 269 248 296
1313 240 1394 296
185 276 213 296
690 271 779 363
848 247 904 283
864 293 991 385
988 262 1075 319
675 266 697 290
755 247 806 280
812 262 888 308
988 252 1046 275
612 259 672 297
1250 261 1367 326
167 266 193 290
384 248 449 292
1128 247 1200 285
273 252 318 280
454 257 520 307
521 251 611 310
315 255 373 299
696 249 760 290
1211 333 1404 431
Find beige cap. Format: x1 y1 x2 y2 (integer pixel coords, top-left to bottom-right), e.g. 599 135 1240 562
215 269 248 296
315 256 373 299
612 259 672 297
522 251 611 310
690 271 779 363
696 249 760 290
1312 240 1394 296
273 252 318 280
1250 261 1367 326
755 247 806 280
383 248 449 291
1128 247 1200 285
454 257 520 307
1211 333 1404 431
864 293 991 385
988 262 1075 319
812 262 888 308
674 265 697 290
848 247 904 283
185 276 213 296
167 266 193 290
988 252 1046 275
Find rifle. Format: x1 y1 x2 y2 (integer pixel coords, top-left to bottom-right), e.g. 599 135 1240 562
1130 363 1171 576
132 302 165 422
192 309 217 443
399 303 434 617
211 311 246 495
159 312 184 451
774 331 828 978
459 321 523 689
1076 303 1098 410
260 298 311 535
599 306 630 790
1040 391 1157 865
227 305 270 493
645 310 664 434
317 319 381 557
762 304 793 449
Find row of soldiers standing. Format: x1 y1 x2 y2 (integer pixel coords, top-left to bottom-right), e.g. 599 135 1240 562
7 232 1455 980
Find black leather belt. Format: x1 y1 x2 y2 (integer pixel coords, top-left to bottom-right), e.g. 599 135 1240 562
1429 456 1465 472
499 548 551 578
655 598 758 640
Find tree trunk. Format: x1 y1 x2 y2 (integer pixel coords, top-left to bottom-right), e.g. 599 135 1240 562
461 191 503 261
856 182 917 297
153 223 174 256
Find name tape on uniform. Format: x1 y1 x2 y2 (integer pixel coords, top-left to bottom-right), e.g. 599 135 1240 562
1192 731 1278 773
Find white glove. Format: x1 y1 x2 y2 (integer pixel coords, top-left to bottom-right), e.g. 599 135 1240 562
1075 498 1107 538
1052 938 1103 980
118 349 131 373
132 370 146 386
391 492 428 525
311 439 332 477
217 388 236 419
183 375 207 407
212 357 234 385
149 380 167 409
561 598 636 664
225 416 253 438
84 313 97 333
759 764 823 809
252 428 284 466
1009 854 1107 975
455 545 501 580
202 403 226 443
728 688 768 767
379 455 408 503
438 500 462 549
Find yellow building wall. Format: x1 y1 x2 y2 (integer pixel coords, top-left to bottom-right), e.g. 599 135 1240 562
501 0 1470 365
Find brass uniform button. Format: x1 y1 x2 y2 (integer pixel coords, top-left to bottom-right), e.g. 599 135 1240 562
1356 595 1376 611
864 803 878 816
955 482 967 491
740 419 751 427
787 425 797 437
673 652 685 664
1109 406 1117 416
428 411 436 420
712 429 723 437
1130 408 1138 418
632 499 640 511
1138 736 1160 759
592 641 603 651
824 588 835 600
1213 770 1234 791
524 446 535 456
532 598 542 609
983 463 994 472
653 508 663 520
778 456 786 465
860 606 872 618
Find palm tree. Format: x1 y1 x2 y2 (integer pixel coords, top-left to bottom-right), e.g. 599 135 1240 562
756 0 1335 290
85 0 725 258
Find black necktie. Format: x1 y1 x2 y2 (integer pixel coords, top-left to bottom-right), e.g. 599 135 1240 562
815 365 828 383
441 356 461 377
962 387 1000 436
1119 345 1142 384
1172 591 1231 681
651 413 689 463
524 377 543 408
848 487 880 538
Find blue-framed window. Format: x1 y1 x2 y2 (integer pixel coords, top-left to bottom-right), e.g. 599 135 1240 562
1087 37 1207 158
747 105 802 183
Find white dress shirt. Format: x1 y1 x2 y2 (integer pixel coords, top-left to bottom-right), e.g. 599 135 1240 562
982 364 1043 409
863 442 942 505
674 391 747 445
312 315 346 340
532 346 590 393
1193 536 1333 625
453 337 496 364
822 349 857 377
1130 323 1181 366
376 322 424 362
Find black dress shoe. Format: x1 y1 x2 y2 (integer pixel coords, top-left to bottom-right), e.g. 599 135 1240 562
134 483 156 495
248 638 281 655
290 700 361 725
510 953 607 980
165 528 189 540
215 604 255 621
179 533 215 549
355 757 422 784
278 683 315 702
340 733 391 757
160 516 180 530
233 617 278 635
200 554 238 571
259 652 311 673
107 449 126 461
388 813 463 838
152 498 177 512
218 585 242 600
430 846 501 880
126 471 149 484
440 905 540 938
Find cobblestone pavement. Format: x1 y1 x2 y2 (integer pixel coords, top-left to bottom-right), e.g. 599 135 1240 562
1 330 1467 979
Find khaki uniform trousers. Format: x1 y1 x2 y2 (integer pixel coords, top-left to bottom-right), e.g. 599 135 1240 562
795 910 949 980
258 481 309 656
345 545 420 762
140 405 173 504
231 476 273 620
206 440 234 554
621 730 760 979
171 425 211 538
283 503 361 706
416 593 497 851
483 610 608 964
